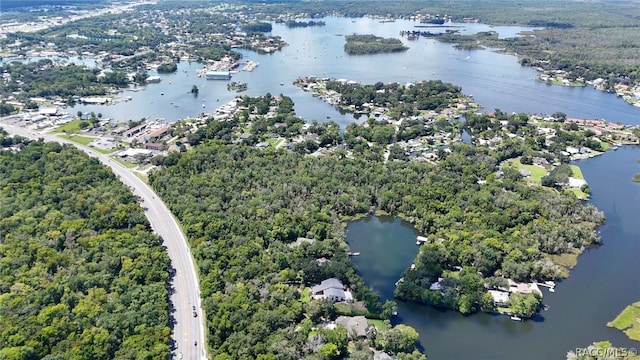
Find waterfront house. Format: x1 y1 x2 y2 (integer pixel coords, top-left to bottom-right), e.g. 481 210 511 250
312 278 353 303
429 277 444 291
568 177 587 189
488 290 510 306
507 280 542 297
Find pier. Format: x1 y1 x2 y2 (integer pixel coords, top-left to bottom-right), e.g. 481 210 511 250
535 281 556 292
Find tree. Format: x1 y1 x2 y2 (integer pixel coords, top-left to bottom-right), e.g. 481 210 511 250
508 292 541 318
380 325 419 354
319 343 339 360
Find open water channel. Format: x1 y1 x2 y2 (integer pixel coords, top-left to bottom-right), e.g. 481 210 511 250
43 16 640 359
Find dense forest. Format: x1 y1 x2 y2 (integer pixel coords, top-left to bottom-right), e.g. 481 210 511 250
150 144 430 358
0 132 171 359
0 59 132 102
149 100 604 352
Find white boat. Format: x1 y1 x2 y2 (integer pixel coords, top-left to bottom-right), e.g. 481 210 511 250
510 316 522 321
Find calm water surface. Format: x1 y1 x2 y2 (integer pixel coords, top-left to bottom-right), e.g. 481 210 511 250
346 146 640 359
71 17 640 126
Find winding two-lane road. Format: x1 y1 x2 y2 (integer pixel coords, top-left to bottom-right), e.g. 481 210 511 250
1 120 207 360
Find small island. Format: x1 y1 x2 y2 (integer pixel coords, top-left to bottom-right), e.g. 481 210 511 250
344 34 409 55
607 301 640 341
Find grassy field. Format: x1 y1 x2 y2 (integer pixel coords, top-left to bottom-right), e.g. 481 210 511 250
607 302 640 341
569 164 584 179
113 157 137 169
504 158 548 184
58 135 115 154
59 134 93 145
53 119 85 134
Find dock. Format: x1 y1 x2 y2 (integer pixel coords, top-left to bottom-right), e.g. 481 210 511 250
535 281 556 292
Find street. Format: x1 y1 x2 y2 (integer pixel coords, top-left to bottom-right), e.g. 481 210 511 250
1 119 207 360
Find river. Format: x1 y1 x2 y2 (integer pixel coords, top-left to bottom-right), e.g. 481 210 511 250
346 146 640 359
70 17 640 127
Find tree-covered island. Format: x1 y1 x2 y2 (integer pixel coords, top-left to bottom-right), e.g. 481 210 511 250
344 34 409 55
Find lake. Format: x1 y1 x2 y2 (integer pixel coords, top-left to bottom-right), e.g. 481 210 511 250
37 15 640 358
346 146 640 359
71 17 640 127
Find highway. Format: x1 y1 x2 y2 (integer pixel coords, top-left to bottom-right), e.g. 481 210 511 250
1 119 207 360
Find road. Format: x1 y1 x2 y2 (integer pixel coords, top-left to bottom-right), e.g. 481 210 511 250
1 119 207 360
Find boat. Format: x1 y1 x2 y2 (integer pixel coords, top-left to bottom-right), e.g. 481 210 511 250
549 287 555 292
205 70 232 80
347 252 360 256
421 18 445 25
510 316 522 321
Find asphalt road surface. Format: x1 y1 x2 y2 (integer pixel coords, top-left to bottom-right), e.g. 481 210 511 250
1 119 207 360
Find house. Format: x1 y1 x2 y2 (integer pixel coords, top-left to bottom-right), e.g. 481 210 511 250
568 177 587 189
489 290 510 306
429 277 444 291
335 316 370 337
145 142 165 151
122 123 147 138
565 146 579 155
312 278 353 303
146 126 170 141
507 280 542 296
290 237 316 247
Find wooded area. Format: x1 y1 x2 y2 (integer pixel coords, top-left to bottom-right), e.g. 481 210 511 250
344 34 409 55
0 133 171 359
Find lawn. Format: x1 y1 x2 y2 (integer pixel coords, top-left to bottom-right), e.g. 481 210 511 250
607 301 640 341
59 134 93 145
112 157 137 169
53 119 85 134
565 188 588 200
504 158 548 184
334 302 368 316
58 135 116 154
567 165 589 199
366 318 387 331
569 164 584 179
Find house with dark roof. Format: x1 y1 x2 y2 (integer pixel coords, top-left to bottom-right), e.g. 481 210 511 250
335 316 370 337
